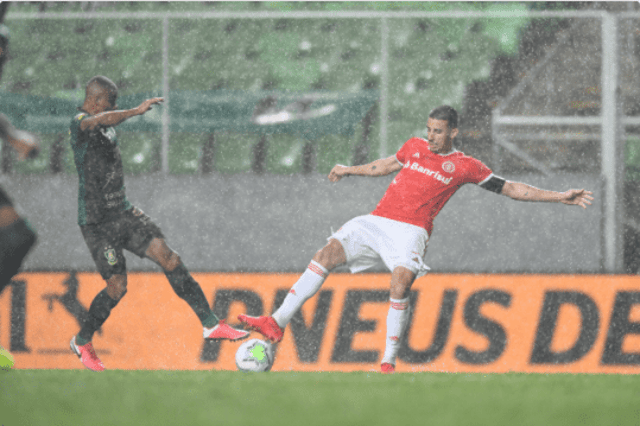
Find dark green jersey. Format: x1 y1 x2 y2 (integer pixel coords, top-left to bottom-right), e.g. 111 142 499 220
69 112 132 225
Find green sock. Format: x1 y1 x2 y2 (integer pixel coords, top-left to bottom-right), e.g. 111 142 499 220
75 335 89 346
165 263 217 326
203 311 219 328
77 289 118 343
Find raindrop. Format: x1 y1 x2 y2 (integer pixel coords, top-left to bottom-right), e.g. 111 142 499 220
404 81 416 94
299 40 312 51
282 156 295 166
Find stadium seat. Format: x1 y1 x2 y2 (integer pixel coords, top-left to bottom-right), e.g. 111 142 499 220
168 133 203 174
4 2 546 175
265 134 304 174
119 132 160 174
214 132 254 174
315 133 361 174
627 137 640 181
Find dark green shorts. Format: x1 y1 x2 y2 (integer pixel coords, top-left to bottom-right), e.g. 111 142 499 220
80 206 164 280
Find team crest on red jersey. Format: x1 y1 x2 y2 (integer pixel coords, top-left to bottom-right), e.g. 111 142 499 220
442 161 455 173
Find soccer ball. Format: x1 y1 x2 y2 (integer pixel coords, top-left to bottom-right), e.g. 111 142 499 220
235 338 274 372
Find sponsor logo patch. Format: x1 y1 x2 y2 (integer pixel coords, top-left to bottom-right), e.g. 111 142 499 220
99 127 117 142
104 248 118 266
442 161 455 173
404 161 452 185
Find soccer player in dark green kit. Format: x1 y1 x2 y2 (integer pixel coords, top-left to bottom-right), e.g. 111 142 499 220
69 76 248 372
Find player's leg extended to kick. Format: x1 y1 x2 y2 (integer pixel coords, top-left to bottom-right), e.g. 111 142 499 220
239 238 346 343
381 266 416 374
312 238 347 271
144 237 248 341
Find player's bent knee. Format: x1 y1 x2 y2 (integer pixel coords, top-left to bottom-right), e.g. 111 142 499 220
161 251 181 272
147 238 181 271
313 239 346 270
390 266 417 299
107 286 127 301
395 266 416 282
106 276 127 301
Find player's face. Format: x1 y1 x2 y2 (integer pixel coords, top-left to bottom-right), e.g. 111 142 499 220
426 118 458 154
88 92 115 115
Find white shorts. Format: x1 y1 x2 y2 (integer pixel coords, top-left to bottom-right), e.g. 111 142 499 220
330 214 430 277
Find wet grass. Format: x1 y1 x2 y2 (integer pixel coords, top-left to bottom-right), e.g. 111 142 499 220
1 370 639 426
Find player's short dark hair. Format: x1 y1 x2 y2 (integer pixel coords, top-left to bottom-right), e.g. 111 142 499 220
428 105 458 130
86 75 118 106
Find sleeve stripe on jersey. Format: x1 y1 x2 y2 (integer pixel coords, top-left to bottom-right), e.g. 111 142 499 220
395 154 404 166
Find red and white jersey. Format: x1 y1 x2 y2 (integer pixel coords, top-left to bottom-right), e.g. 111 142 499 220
371 137 493 235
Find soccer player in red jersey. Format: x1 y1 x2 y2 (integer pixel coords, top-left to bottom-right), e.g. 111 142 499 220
239 105 593 374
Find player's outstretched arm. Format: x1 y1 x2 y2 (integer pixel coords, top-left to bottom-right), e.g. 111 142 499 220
0 113 39 161
501 181 594 209
80 97 164 131
328 156 402 182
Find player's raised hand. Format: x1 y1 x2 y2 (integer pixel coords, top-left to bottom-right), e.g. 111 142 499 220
329 164 350 182
560 189 594 209
136 97 164 115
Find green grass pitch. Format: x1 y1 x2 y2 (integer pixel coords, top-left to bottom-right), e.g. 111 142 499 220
1 370 639 425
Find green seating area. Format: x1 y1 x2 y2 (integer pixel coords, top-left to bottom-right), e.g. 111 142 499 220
627 137 640 181
2 1 533 174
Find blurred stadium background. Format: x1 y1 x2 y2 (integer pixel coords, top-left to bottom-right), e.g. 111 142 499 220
0 1 638 274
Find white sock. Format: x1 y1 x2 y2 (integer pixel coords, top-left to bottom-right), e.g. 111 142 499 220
272 261 329 328
381 297 410 365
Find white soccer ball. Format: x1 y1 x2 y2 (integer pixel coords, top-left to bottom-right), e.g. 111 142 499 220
235 338 274 372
